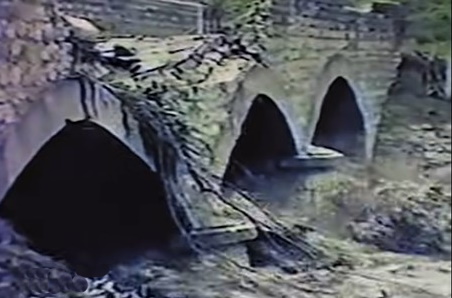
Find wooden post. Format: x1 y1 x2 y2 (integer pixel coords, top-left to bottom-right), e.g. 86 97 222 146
446 55 451 100
159 0 205 35
290 0 297 20
197 4 204 35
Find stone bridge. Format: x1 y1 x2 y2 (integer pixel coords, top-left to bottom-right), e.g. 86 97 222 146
0 0 402 274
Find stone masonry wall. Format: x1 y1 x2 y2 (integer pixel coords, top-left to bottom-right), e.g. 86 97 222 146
0 0 72 133
50 0 398 38
266 0 401 159
0 0 402 162
283 0 395 40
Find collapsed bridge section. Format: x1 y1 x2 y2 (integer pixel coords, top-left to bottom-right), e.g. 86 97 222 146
0 79 258 277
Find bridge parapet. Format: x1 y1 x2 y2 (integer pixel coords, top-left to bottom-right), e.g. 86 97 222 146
273 0 399 45
57 0 205 36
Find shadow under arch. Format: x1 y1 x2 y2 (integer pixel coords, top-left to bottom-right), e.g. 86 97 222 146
0 120 179 278
222 94 298 191
312 77 366 158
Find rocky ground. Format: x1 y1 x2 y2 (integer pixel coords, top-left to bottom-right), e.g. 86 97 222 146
75 246 451 298
374 93 451 187
354 92 451 257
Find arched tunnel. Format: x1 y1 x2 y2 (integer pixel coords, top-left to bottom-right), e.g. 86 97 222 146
0 120 179 277
312 77 366 158
222 94 298 190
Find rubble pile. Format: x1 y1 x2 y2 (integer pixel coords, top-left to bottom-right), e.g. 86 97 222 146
350 181 452 257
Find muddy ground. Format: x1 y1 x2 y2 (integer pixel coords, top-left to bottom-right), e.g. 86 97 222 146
77 244 451 298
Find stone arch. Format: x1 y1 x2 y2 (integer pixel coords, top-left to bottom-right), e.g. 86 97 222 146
308 54 375 160
0 78 180 277
0 120 179 277
222 94 298 189
0 78 152 201
0 78 260 264
215 66 305 177
312 77 366 158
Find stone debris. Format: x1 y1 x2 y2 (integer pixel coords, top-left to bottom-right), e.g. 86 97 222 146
394 51 450 101
0 219 89 298
349 176 451 257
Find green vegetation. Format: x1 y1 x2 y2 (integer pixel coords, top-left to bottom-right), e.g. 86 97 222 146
407 0 451 56
214 0 450 56
353 0 451 57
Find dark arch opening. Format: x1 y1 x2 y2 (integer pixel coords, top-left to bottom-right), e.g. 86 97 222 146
222 95 297 190
312 77 366 158
0 120 179 278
